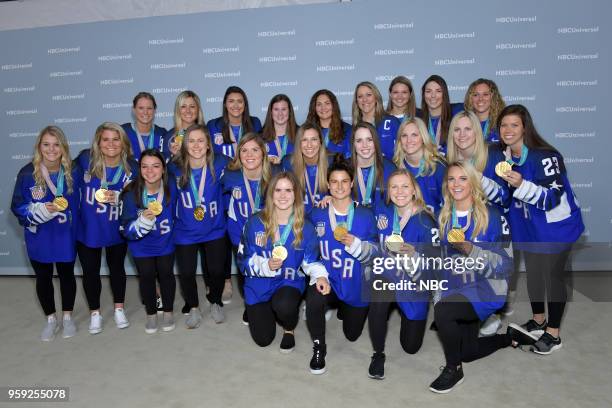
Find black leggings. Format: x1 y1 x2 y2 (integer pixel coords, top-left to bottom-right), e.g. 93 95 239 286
133 254 175 315
524 250 570 329
306 284 369 344
30 259 76 316
246 286 302 347
368 301 427 354
176 238 227 307
77 241 127 310
434 294 511 367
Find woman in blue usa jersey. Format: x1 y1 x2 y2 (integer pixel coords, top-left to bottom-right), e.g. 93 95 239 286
352 81 400 159
120 149 177 334
11 126 79 341
419 75 464 154
306 89 351 157
237 171 329 361
446 110 512 336
429 161 533 394
386 76 417 122
307 154 378 375
261 94 298 164
164 90 206 161
170 124 229 327
350 122 396 211
121 92 167 160
208 86 262 159
75 122 137 335
281 122 329 214
498 105 584 355
392 117 446 215
221 133 274 322
367 168 439 380
463 79 506 144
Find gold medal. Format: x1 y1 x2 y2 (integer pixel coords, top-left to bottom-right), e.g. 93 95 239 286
193 207 205 221
174 135 184 145
333 225 348 241
385 234 404 244
272 245 288 261
495 161 513 177
447 228 465 243
95 188 108 203
53 196 68 211
147 200 163 216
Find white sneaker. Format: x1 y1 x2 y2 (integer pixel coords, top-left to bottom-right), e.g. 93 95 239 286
114 308 130 329
479 314 502 337
41 316 59 341
222 279 233 305
62 315 77 338
88 311 103 335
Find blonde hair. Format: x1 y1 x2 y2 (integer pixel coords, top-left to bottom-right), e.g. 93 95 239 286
227 133 272 191
463 78 506 134
386 76 417 119
173 90 205 137
89 122 134 180
385 169 429 215
438 161 489 240
291 122 329 195
32 126 74 194
393 117 444 176
352 81 385 127
260 172 305 248
446 111 488 173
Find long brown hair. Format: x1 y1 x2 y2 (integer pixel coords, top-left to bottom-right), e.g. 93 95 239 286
306 89 344 145
421 75 452 146
260 171 305 248
350 122 386 199
291 121 329 195
463 78 505 134
126 149 171 208
261 94 297 144
177 124 217 189
221 86 255 144
498 104 558 153
386 76 417 119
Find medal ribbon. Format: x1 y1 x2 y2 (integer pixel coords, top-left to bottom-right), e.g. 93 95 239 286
482 119 490 140
242 170 261 214
504 145 528 166
328 201 355 232
357 165 376 205
304 165 319 205
274 213 295 246
322 128 330 149
41 164 65 197
189 166 207 208
142 185 164 208
101 164 124 189
133 123 155 153
451 204 471 231
273 134 289 159
428 116 441 145
392 206 412 235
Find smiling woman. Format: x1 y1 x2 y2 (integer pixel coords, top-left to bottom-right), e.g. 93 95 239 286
121 92 167 160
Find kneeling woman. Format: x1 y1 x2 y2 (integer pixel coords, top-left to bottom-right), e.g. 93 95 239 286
307 155 378 375
120 149 177 334
237 172 329 357
368 169 439 380
430 162 532 393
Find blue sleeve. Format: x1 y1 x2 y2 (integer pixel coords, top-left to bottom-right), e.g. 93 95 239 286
513 151 569 211
251 116 263 133
119 189 151 241
11 167 35 227
468 210 511 280
482 147 511 209
236 216 269 277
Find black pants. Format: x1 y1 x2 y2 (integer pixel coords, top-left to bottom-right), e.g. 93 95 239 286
30 259 76 316
368 301 427 354
509 248 522 292
435 294 511 367
176 237 227 307
524 250 570 329
77 241 127 310
306 284 368 344
246 286 302 347
133 254 175 315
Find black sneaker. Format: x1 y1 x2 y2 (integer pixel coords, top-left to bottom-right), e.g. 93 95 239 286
181 303 190 315
507 325 538 348
309 340 326 375
280 332 295 354
368 352 385 380
429 321 438 331
531 332 562 355
242 309 249 326
429 365 464 394
516 319 547 337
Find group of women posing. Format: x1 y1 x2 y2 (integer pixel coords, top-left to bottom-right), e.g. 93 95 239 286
12 75 584 394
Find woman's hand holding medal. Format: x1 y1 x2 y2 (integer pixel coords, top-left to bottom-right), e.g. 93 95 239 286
142 208 156 221
45 202 59 214
500 169 523 188
268 256 284 271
